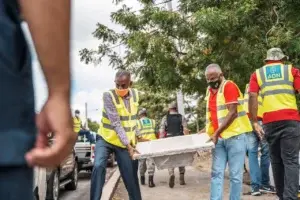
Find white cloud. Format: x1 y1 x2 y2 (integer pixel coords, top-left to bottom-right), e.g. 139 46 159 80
28 0 143 120
29 1 184 121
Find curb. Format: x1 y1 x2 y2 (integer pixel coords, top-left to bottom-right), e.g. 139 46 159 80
101 168 121 200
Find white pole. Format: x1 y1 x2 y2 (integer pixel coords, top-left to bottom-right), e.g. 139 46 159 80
85 102 88 129
176 91 185 116
165 0 185 117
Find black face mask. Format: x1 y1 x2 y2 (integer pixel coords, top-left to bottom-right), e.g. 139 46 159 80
208 78 221 89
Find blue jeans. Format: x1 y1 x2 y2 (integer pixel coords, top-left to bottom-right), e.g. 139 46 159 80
260 138 271 186
90 136 142 200
210 133 247 200
246 132 261 191
0 166 33 200
78 130 95 143
246 128 271 191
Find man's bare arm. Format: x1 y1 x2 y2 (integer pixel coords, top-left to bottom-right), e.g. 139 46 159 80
20 0 76 167
249 92 258 122
214 104 238 137
20 0 71 98
199 127 206 133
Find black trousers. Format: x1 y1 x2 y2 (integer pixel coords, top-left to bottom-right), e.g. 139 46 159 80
264 120 300 200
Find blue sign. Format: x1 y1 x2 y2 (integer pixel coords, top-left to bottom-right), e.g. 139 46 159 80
265 65 282 80
142 119 151 127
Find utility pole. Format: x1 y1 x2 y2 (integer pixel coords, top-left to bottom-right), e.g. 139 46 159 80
166 0 173 10
85 102 88 129
166 0 186 117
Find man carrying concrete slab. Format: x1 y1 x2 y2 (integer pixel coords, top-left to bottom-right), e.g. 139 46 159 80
204 64 252 200
90 70 142 200
159 102 189 188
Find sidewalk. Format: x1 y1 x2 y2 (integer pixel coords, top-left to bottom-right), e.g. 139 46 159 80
113 155 276 200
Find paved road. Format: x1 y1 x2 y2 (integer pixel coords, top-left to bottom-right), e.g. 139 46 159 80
113 155 277 200
60 167 116 200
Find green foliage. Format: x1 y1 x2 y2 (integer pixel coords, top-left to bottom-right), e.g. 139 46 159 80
87 118 99 133
81 0 300 128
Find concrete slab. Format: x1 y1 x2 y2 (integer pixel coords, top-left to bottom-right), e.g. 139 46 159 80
135 134 214 169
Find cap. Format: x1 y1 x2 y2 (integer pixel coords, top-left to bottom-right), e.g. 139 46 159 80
138 108 147 116
265 48 286 61
168 101 177 109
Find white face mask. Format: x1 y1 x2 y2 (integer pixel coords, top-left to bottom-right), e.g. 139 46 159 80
75 114 80 117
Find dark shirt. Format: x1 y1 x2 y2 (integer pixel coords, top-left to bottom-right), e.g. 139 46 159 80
0 0 36 166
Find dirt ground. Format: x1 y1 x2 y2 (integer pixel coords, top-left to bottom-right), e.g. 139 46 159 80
112 152 277 200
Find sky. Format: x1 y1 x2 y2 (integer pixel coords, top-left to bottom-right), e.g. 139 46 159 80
24 0 148 122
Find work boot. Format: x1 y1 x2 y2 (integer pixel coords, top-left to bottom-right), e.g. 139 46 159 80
179 174 186 185
149 175 156 188
169 175 175 188
140 176 145 185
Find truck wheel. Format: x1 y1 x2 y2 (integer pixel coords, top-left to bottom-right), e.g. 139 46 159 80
65 162 78 190
34 186 39 200
77 163 82 173
46 170 60 200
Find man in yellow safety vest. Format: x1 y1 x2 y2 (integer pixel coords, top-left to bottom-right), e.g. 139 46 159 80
248 48 300 200
90 70 142 200
204 63 252 200
73 110 95 143
243 84 275 196
136 108 157 188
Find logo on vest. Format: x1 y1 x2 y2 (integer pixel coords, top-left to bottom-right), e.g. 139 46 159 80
265 65 282 80
142 119 151 127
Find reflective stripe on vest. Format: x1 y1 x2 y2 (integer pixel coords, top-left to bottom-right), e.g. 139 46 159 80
99 88 139 148
73 117 81 133
205 80 253 139
243 84 263 118
102 112 138 121
256 64 297 113
137 118 157 140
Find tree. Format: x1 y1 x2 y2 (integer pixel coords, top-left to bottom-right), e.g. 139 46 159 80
87 118 100 133
81 0 300 128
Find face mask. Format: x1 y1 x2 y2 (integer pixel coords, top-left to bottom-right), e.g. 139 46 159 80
75 114 79 117
208 78 222 89
115 88 129 97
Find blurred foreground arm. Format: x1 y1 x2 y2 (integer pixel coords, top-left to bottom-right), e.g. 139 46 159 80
20 0 76 167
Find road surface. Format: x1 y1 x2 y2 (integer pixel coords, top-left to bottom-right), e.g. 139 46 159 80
113 154 276 200
60 167 116 200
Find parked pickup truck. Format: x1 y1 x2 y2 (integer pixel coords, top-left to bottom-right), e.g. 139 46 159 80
75 135 95 172
75 132 115 172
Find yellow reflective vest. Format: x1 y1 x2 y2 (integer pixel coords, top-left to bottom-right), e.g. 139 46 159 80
98 88 139 148
205 80 253 139
137 117 157 141
256 64 297 113
243 84 264 119
73 117 81 133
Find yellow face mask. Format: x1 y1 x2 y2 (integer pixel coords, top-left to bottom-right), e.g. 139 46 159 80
115 88 129 97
